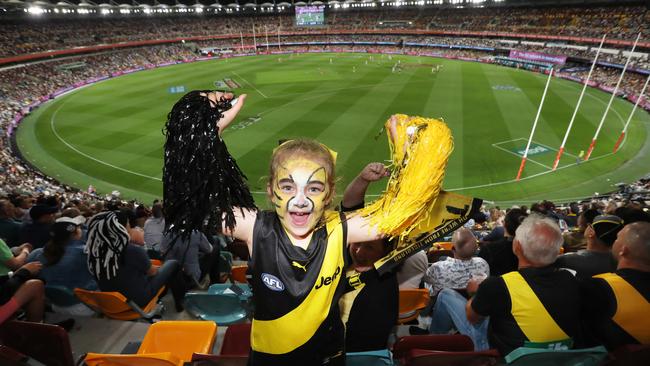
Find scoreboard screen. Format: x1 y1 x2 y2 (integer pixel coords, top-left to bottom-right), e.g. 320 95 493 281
295 6 325 26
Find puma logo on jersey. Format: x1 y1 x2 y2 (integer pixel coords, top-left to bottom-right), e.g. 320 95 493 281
291 261 308 272
315 266 341 290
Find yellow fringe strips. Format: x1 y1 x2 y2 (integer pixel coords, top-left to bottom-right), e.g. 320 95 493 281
358 114 453 239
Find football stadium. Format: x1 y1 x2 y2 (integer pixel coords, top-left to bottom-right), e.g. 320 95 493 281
0 0 649 365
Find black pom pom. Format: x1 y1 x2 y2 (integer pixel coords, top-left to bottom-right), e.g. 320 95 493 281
163 90 256 238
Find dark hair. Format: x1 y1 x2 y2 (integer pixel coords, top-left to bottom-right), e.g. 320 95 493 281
152 202 163 219
614 206 650 225
581 209 600 226
504 208 528 236
43 222 77 266
114 209 136 228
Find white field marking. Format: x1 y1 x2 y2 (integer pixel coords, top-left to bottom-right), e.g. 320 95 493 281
491 141 552 170
46 63 637 195
50 97 163 181
232 71 268 99
533 140 578 158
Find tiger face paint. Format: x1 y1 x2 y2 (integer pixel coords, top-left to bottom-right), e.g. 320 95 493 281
271 158 330 239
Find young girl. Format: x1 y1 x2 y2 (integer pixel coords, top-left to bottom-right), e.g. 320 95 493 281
163 90 462 365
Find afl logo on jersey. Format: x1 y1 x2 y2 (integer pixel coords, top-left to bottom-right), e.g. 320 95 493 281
261 273 285 292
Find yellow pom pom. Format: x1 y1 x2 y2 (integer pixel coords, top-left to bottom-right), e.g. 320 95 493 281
358 114 453 238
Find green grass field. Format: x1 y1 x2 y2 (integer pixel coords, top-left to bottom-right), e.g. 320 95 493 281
15 53 650 206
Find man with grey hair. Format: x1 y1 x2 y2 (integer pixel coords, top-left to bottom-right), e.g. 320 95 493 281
423 228 489 297
580 221 650 350
429 215 584 354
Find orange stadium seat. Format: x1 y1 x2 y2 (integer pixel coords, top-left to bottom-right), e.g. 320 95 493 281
84 321 217 366
231 265 248 284
74 287 165 321
398 289 430 324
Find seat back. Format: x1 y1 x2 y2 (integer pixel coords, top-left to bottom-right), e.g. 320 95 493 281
0 320 74 366
398 289 430 324
73 288 132 315
393 335 474 360
346 349 394 366
405 349 500 366
45 285 81 306
428 250 454 263
221 323 251 356
138 321 217 362
84 352 182 366
231 265 248 284
191 353 248 366
504 346 608 366
184 293 248 326
74 287 163 320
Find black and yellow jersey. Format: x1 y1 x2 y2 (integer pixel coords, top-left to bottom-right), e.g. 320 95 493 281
248 210 349 365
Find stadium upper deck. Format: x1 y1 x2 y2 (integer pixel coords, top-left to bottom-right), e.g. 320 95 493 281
0 1 648 59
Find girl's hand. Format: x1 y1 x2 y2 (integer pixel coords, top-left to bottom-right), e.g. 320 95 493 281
214 93 247 134
359 162 390 183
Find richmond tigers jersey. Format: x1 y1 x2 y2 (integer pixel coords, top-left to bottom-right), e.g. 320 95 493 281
248 210 349 365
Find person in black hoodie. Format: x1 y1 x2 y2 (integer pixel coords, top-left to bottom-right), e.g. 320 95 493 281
478 208 528 276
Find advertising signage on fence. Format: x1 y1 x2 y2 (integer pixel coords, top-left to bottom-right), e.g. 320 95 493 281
509 50 567 65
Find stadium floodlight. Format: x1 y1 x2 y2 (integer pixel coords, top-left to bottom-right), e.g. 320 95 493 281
584 33 641 161
27 6 45 15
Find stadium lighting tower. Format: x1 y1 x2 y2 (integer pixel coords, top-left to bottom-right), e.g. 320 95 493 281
584 33 641 161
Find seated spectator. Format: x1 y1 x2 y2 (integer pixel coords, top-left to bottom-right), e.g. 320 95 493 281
563 209 599 253
86 211 186 311
580 221 650 350
27 215 97 291
564 203 580 228
160 230 219 288
480 225 505 244
423 228 489 298
134 205 149 229
0 199 21 247
338 162 398 352
397 250 428 289
478 208 528 276
19 204 58 249
430 215 584 354
339 239 398 352
556 215 621 279
0 238 31 276
144 201 165 251
614 206 650 225
120 208 145 246
0 262 44 324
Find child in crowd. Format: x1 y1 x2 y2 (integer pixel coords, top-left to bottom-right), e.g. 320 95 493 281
163 90 471 365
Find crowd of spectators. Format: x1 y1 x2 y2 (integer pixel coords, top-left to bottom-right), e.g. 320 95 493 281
1 5 649 58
